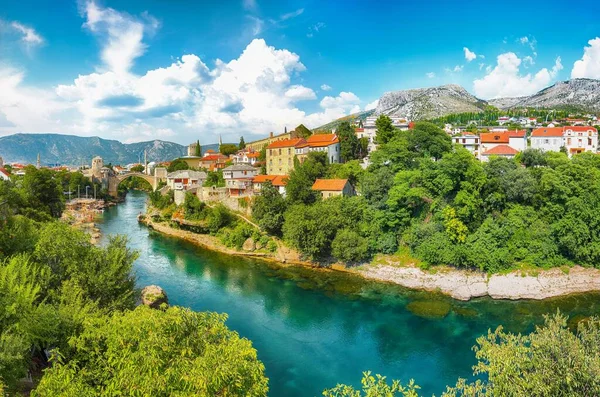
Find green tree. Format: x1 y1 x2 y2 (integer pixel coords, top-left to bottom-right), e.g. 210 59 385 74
195 140 202 157
336 122 361 162
407 122 452 160
130 164 145 173
239 137 246 150
167 159 190 173
285 152 328 205
220 143 238 156
331 229 369 263
294 124 312 139
204 171 225 187
375 115 396 144
252 182 287 236
20 166 65 219
33 306 269 397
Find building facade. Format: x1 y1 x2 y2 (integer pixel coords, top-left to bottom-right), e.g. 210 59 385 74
452 134 480 157
166 170 207 190
266 138 306 175
222 164 259 196
311 178 354 199
531 126 598 156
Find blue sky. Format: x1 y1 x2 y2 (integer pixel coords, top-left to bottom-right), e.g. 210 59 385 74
1 0 599 144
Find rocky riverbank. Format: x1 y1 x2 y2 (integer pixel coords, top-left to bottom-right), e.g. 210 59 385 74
142 216 600 301
355 263 600 301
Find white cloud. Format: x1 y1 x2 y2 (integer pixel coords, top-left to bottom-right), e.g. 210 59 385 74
364 99 379 111
463 47 476 62
280 8 304 21
0 3 361 142
426 72 435 78
320 84 332 91
473 52 563 99
284 85 316 101
10 21 44 46
523 56 534 66
453 65 463 72
307 22 325 38
478 63 485 70
571 37 600 79
82 1 157 75
519 35 537 51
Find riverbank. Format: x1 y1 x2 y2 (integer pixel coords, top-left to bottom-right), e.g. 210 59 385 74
141 215 600 301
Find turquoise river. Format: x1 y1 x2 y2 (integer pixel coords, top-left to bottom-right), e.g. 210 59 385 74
99 191 600 396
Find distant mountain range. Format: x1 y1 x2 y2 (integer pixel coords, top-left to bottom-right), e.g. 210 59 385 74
0 133 219 165
488 78 600 111
316 78 600 129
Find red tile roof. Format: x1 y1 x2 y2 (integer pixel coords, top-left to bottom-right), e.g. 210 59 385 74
306 134 339 147
0 168 10 178
205 149 216 154
564 126 597 132
531 127 565 137
201 154 227 161
272 175 288 186
355 128 364 132
482 145 519 156
480 132 510 143
311 178 349 191
247 152 260 158
267 138 306 149
253 175 277 183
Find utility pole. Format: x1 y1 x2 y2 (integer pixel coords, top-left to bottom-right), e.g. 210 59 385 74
94 184 97 200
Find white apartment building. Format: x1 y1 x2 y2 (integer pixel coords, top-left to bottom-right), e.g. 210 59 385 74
453 134 480 157
356 116 411 154
531 126 598 156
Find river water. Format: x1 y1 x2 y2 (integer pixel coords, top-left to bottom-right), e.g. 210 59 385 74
99 191 600 396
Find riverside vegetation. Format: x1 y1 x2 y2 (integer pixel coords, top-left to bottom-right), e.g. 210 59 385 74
3 159 600 395
249 119 600 273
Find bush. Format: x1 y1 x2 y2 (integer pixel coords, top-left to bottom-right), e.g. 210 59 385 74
207 205 233 234
331 229 370 264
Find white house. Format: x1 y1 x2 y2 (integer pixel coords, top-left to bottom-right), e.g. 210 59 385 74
452 134 480 157
0 168 10 181
563 126 598 156
301 134 340 164
222 164 259 196
166 170 207 190
479 130 526 159
480 145 519 162
531 126 598 156
233 149 260 166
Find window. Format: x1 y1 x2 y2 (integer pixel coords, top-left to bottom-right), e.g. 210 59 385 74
288 148 291 155
589 138 593 146
462 139 466 143
278 149 281 155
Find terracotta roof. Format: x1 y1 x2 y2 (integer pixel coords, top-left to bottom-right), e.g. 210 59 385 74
480 132 510 143
482 145 519 156
201 154 227 161
272 175 288 186
267 138 306 149
0 168 10 178
247 152 260 158
506 129 526 138
205 149 216 153
564 126 597 132
531 127 566 137
311 178 349 191
306 133 339 147
355 128 364 132
253 175 277 183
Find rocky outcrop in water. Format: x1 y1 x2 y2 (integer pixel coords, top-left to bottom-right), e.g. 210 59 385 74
141 285 169 309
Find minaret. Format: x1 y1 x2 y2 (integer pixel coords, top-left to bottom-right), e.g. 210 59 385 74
144 149 148 175
285 126 287 134
36 153 40 169
219 134 223 146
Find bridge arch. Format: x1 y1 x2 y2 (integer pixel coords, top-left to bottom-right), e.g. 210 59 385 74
108 172 158 196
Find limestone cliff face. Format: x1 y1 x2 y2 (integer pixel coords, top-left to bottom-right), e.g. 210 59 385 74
375 84 487 120
489 78 600 111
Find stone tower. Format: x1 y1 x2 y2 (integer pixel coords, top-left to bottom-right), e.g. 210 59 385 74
187 142 199 157
91 156 104 178
36 153 40 169
0 156 3 168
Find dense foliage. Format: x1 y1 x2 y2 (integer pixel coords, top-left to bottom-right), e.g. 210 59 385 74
252 120 600 270
0 172 268 395
323 312 600 396
33 307 268 397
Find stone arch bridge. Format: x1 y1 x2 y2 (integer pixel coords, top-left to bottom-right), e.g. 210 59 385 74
107 172 165 197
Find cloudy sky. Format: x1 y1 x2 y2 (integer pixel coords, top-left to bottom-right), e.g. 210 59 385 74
1 0 599 144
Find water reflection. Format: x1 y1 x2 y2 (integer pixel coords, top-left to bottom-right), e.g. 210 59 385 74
100 191 600 397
